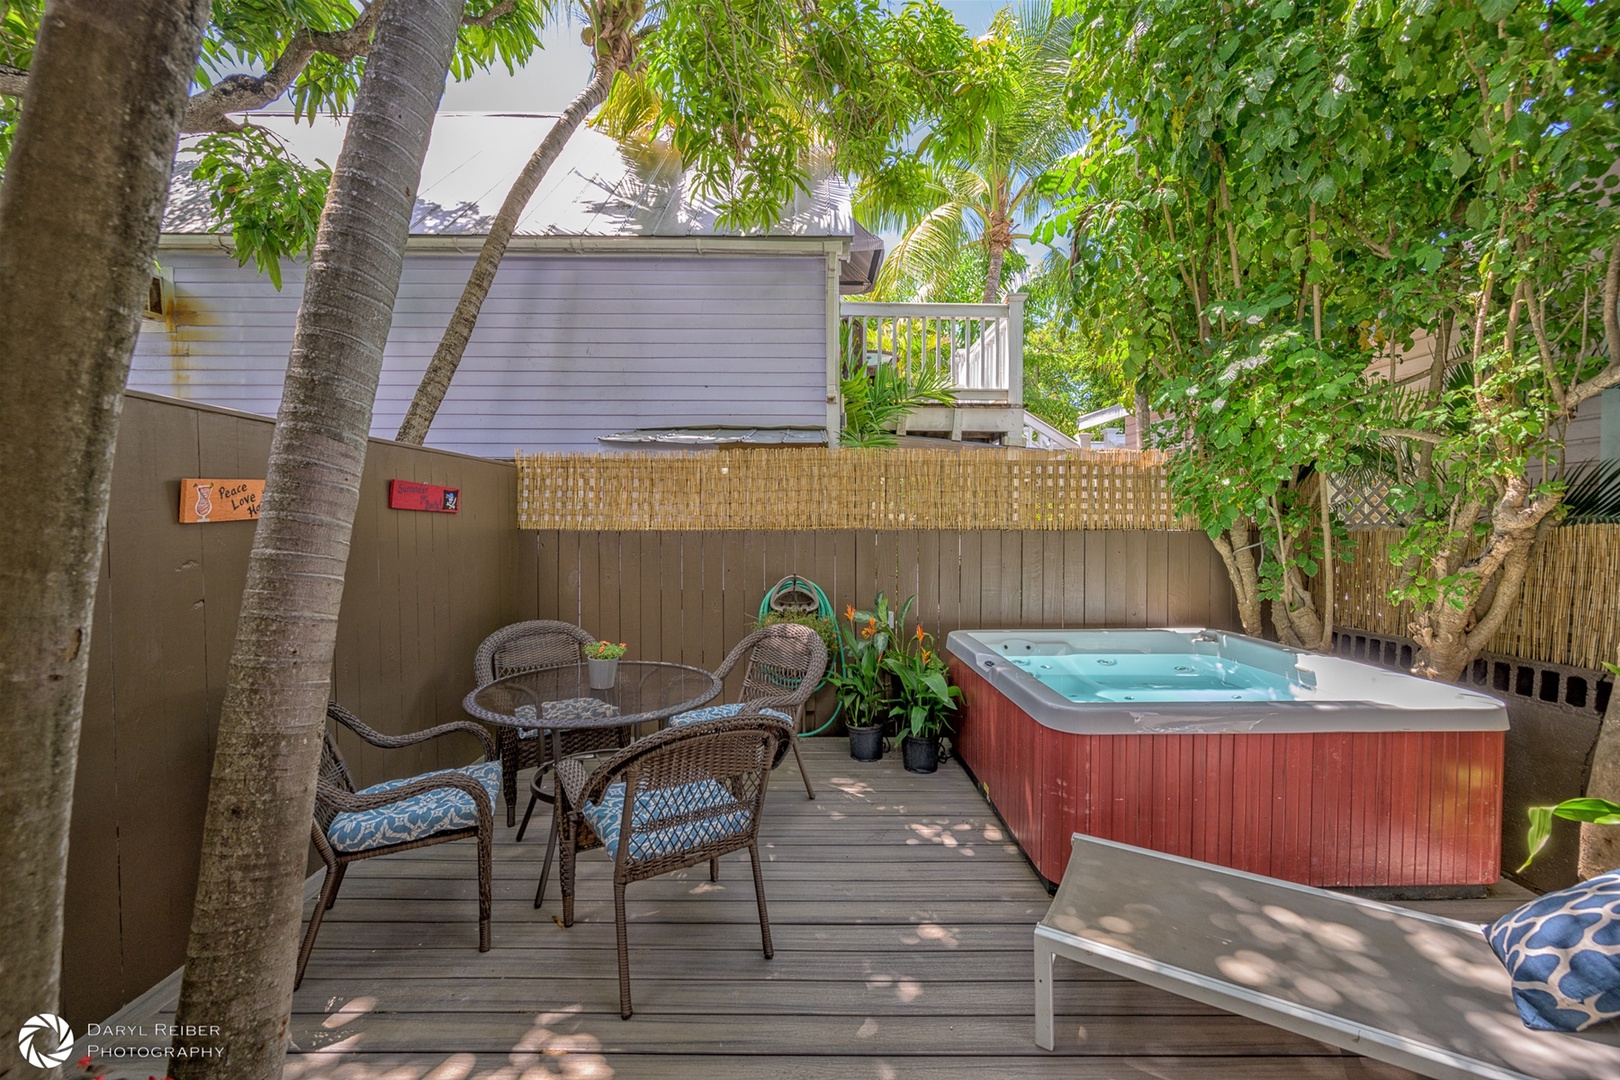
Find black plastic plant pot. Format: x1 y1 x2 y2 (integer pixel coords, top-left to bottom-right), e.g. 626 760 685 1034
901 734 939 774
848 724 884 761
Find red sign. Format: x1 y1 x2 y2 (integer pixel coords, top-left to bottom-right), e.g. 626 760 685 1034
388 480 460 513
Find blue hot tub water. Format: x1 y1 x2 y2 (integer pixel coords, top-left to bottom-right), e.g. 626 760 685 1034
1005 652 1300 703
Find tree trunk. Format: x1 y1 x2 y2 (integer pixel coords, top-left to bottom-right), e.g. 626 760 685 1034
396 62 616 444
982 210 1013 303
0 1 209 1072
1410 479 1559 682
169 1 467 1076
1581 652 1620 879
1209 517 1264 637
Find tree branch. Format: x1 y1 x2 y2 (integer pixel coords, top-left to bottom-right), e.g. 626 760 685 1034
181 4 384 133
0 62 25 97
1381 427 1445 445
4 1 522 133
1566 238 1620 411
1348 219 1393 259
462 0 516 27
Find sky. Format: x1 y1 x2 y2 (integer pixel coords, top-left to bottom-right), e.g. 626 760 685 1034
439 1 1004 112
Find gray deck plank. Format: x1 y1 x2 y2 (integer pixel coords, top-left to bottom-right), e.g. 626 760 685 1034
90 740 1537 1080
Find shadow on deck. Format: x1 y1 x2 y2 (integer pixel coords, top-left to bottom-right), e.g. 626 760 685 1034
106 741 1531 1079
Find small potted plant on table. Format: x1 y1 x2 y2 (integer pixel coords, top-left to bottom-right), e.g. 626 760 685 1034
885 622 961 773
585 639 627 689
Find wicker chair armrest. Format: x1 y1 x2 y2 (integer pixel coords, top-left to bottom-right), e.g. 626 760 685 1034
577 710 794 806
329 702 495 760
316 770 495 821
555 756 592 809
709 631 757 682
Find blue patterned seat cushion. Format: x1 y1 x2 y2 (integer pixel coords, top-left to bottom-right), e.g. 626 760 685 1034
580 779 751 862
669 703 791 726
1487 870 1620 1031
513 697 620 740
327 760 502 854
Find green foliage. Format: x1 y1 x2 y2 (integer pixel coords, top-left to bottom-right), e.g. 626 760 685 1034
857 1 1080 301
197 0 546 123
1155 329 1369 605
189 127 330 290
1564 461 1620 526
826 593 911 729
1520 798 1620 872
838 346 957 447
1053 0 1620 665
825 593 958 737
882 619 959 739
643 0 968 231
757 610 839 656
585 639 628 659
0 0 42 171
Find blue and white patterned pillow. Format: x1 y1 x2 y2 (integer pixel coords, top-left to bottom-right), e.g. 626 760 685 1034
326 760 502 854
1487 870 1620 1031
669 702 791 726
513 697 620 739
580 779 751 862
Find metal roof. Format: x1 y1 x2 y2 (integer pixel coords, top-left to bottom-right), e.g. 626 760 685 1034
598 426 830 448
162 112 857 239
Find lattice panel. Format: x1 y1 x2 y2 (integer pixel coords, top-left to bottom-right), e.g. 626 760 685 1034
517 448 1196 532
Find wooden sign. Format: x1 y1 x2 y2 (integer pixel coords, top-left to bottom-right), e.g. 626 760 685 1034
388 479 460 514
180 479 263 524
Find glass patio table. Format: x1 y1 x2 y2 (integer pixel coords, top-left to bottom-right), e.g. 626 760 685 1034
461 660 723 906
462 660 721 736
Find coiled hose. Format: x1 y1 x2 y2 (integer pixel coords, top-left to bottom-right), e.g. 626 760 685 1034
758 575 843 736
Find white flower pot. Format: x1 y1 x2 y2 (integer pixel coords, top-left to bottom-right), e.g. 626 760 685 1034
587 657 619 690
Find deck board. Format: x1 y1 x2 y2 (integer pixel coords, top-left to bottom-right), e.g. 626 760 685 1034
100 741 1533 1079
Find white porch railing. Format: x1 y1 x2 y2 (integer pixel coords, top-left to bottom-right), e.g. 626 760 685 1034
839 295 1024 406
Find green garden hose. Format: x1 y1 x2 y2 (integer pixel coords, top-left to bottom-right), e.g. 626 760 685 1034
758 575 844 736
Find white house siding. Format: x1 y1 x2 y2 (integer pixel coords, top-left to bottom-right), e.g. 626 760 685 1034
132 249 830 457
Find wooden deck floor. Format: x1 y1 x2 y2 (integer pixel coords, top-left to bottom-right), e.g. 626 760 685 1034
116 741 1531 1079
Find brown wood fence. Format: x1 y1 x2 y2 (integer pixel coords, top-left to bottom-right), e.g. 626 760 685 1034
69 397 1240 1029
517 447 1195 531
67 393 529 1028
527 529 1242 676
1329 524 1620 671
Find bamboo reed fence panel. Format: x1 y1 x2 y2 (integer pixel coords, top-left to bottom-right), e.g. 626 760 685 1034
1329 523 1620 671
517 447 1195 532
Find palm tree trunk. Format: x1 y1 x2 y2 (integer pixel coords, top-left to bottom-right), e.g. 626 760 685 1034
169 2 467 1076
0 2 209 1070
982 245 1006 303
396 62 617 444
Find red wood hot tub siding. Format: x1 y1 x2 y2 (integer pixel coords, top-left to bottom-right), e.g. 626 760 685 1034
949 661 1504 888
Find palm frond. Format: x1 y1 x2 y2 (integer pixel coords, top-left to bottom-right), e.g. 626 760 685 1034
1563 459 1620 524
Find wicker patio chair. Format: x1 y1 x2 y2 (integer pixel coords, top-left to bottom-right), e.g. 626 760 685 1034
666 623 827 799
474 620 622 827
298 701 499 988
555 710 794 1018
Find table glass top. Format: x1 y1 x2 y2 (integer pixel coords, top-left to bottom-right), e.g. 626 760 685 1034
464 661 720 728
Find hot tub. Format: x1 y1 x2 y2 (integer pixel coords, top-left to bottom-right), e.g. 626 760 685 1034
946 629 1507 890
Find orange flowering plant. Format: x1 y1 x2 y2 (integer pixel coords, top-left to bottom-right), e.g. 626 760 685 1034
826 593 907 729
882 619 960 740
585 640 627 660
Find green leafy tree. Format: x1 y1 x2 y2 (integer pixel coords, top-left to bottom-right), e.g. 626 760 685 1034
1 0 545 278
189 126 330 290
1349 0 1620 680
1053 0 1619 672
858 0 1080 302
